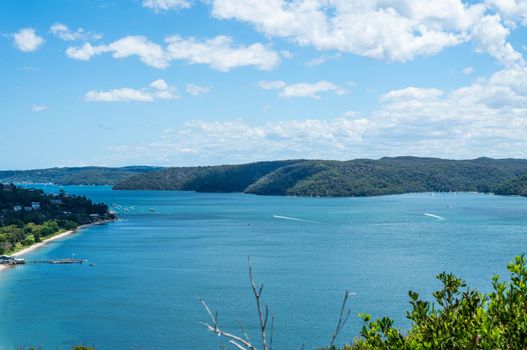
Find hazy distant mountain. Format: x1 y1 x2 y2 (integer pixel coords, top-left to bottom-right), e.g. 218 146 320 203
113 157 527 197
0 166 162 185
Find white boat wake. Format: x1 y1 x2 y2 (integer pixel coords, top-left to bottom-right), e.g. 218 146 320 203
424 213 445 221
273 215 316 223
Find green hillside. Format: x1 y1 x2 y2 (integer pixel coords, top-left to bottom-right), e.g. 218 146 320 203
113 160 302 192
113 157 527 197
0 166 161 185
494 173 527 196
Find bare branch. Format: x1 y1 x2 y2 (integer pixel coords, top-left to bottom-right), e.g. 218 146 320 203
248 256 269 350
229 340 249 350
238 320 252 344
199 298 258 350
200 258 274 350
269 316 275 350
328 290 352 348
200 298 216 324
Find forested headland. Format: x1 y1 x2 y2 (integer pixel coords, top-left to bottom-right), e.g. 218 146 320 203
3 157 527 197
0 184 115 254
113 157 527 197
0 166 160 185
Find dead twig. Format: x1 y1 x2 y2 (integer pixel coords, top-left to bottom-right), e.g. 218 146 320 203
199 256 274 350
248 256 269 350
199 298 257 350
328 290 352 348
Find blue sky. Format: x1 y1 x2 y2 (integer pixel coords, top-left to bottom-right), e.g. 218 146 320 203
2 0 527 169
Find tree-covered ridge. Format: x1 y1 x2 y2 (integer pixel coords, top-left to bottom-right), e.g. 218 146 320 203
494 173 527 196
113 157 527 197
0 184 115 254
113 160 303 192
0 166 161 185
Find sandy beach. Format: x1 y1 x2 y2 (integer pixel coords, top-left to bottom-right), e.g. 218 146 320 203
0 220 112 273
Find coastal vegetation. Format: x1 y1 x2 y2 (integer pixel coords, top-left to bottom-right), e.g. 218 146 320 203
0 184 115 254
4 158 527 198
0 166 160 185
114 160 301 192
328 255 527 349
494 173 527 196
114 157 527 197
202 256 527 350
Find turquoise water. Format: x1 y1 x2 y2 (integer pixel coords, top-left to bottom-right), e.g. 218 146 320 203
1 186 527 349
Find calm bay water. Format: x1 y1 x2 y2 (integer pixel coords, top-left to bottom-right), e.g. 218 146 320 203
1 186 527 349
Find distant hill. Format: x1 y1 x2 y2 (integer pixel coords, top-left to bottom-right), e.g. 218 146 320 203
113 160 303 192
495 174 527 196
113 157 527 197
0 166 162 185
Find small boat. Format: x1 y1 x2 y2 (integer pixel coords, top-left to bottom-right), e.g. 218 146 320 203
89 263 96 267
149 208 156 212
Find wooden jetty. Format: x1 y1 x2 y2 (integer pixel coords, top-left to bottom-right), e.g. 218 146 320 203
30 258 87 264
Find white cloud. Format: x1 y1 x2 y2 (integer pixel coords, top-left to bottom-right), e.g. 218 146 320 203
65 42 105 60
463 66 474 75
186 84 212 96
210 0 525 66
142 0 191 11
150 79 169 90
66 36 169 68
103 117 371 164
31 105 48 112
165 35 280 71
85 79 178 102
100 66 527 164
12 28 44 52
487 0 527 26
380 87 444 101
341 111 362 118
108 36 170 68
258 80 347 99
281 81 347 98
471 14 524 66
306 53 341 66
50 23 102 41
369 66 527 157
66 35 279 71
257 80 287 90
86 88 154 102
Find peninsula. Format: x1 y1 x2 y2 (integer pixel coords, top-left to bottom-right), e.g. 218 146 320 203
0 184 115 260
113 157 527 197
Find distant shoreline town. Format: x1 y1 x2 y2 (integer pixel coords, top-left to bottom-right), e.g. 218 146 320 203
0 184 116 261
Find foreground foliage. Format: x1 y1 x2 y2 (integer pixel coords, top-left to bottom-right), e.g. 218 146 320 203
330 255 527 349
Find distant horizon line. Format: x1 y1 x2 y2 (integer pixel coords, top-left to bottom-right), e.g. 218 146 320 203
2 156 527 172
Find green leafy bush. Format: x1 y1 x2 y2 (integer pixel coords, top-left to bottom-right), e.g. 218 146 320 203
329 255 527 349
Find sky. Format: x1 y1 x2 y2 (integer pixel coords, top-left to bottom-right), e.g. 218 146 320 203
2 0 527 169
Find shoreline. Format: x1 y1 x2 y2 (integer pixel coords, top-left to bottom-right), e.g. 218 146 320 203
0 219 113 272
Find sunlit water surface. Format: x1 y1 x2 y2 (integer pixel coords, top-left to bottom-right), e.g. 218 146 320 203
1 186 526 349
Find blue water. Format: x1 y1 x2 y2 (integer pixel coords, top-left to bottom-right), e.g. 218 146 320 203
1 186 527 349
